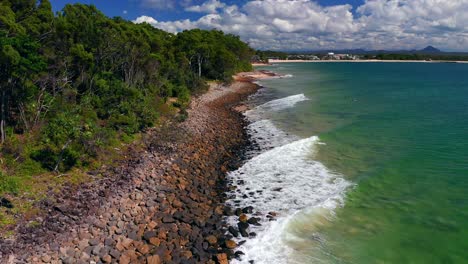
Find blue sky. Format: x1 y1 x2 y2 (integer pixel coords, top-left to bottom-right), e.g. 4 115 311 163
51 0 468 51
52 0 365 21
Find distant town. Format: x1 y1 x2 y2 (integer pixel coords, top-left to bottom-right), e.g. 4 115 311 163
253 47 468 63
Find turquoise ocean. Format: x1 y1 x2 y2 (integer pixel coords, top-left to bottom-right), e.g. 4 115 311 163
226 62 468 263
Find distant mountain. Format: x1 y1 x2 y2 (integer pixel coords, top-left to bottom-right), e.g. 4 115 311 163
286 46 463 55
419 46 441 53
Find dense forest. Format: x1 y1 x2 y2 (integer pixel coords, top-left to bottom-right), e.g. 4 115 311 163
0 1 253 196
255 50 288 61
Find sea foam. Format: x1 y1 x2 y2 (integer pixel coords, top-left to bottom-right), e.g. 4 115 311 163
245 93 309 121
226 93 351 264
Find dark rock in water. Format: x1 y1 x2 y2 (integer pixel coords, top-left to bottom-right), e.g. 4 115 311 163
239 228 249 238
242 206 254 214
237 222 249 237
272 187 282 192
235 208 243 216
247 217 261 226
223 206 234 216
249 260 255 264
249 232 257 237
228 226 239 237
238 221 249 229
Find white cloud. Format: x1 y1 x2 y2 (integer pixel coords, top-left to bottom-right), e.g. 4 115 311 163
123 10 128 15
134 0 468 51
134 16 196 32
185 0 226 13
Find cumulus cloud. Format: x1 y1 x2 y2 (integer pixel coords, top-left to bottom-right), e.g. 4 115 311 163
134 15 196 32
134 0 468 51
185 0 226 13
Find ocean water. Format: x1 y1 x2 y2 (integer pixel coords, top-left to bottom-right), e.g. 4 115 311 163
226 62 468 263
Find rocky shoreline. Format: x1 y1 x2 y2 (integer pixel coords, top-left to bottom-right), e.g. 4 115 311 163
0 75 265 264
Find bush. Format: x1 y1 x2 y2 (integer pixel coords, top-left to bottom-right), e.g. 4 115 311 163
0 173 20 195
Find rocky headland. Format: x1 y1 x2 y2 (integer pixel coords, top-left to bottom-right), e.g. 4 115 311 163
0 72 275 264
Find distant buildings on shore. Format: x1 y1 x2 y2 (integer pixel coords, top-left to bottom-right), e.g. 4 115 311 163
252 52 362 63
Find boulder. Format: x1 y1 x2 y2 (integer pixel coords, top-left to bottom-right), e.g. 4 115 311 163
146 255 162 264
225 240 237 249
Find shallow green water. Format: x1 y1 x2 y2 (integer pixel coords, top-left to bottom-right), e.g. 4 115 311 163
256 62 468 263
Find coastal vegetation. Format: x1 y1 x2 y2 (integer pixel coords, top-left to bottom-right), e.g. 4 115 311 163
370 53 468 61
0 0 253 221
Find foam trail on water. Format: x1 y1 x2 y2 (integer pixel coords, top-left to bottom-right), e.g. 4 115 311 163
245 94 309 121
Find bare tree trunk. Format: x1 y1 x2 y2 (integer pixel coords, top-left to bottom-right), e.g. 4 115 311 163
198 54 202 78
54 139 72 172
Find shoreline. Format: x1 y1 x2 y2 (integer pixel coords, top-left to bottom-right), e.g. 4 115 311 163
268 59 468 63
0 74 266 263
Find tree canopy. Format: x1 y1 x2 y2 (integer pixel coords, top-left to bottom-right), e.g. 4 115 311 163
0 1 253 179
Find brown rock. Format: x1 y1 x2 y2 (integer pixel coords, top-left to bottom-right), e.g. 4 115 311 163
147 255 162 264
119 254 131 264
180 250 193 259
225 240 237 249
172 199 183 208
40 255 52 263
205 235 218 245
121 238 133 249
158 231 167 240
115 242 125 251
148 221 158 230
149 237 161 246
217 253 229 264
101 254 112 263
137 244 151 255
239 214 248 223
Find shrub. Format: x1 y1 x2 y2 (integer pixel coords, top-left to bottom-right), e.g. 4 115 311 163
0 173 20 195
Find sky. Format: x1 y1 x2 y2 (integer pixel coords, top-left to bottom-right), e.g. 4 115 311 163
52 0 468 51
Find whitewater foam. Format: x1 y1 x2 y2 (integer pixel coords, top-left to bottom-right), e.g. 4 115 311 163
226 92 351 263
245 93 309 121
245 119 297 157
227 136 350 263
